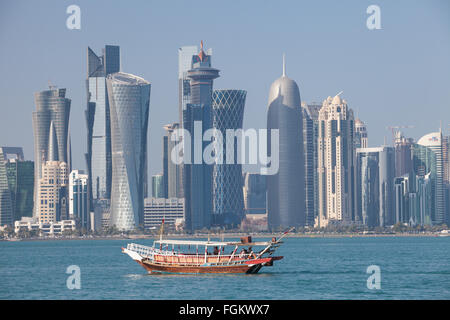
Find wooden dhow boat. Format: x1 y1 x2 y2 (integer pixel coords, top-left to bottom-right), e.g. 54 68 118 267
122 228 293 274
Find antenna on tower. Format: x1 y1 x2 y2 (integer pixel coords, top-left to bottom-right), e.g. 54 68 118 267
48 80 57 90
282 53 286 77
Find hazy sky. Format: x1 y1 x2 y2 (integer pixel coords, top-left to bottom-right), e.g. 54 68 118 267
1 0 449 186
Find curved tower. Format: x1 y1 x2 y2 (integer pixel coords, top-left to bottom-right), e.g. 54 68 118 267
107 72 150 231
32 88 71 217
212 89 246 227
267 56 305 229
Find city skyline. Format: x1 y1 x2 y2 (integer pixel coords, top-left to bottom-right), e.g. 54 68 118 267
1 1 449 185
1 1 450 305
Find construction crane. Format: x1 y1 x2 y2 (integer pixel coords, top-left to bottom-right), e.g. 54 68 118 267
386 125 415 146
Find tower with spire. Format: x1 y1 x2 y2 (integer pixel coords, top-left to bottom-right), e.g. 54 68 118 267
183 41 220 230
266 54 306 229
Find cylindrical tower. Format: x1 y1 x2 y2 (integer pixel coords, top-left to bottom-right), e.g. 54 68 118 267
266 57 305 229
107 72 150 231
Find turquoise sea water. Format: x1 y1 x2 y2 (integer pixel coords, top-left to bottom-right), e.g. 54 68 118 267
0 236 449 300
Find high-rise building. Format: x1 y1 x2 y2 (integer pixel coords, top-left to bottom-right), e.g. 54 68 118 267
394 131 414 177
32 88 71 218
152 174 165 198
178 45 213 200
162 134 169 198
414 131 446 225
85 45 120 207
301 102 322 227
211 89 246 227
183 42 219 231
1 147 34 222
36 161 69 224
354 118 368 148
266 57 305 230
164 123 182 198
107 72 151 231
69 170 89 229
394 174 411 224
356 146 395 227
243 173 266 215
317 94 356 227
178 45 198 128
0 148 13 226
444 135 450 184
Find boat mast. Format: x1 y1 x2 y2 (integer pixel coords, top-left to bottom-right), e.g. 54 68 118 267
159 217 165 241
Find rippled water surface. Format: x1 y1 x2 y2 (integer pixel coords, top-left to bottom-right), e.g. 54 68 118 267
1 237 449 299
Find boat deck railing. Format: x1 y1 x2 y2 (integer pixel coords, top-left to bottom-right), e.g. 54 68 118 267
127 243 156 258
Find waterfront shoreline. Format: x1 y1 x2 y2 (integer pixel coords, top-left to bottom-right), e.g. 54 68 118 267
1 232 445 242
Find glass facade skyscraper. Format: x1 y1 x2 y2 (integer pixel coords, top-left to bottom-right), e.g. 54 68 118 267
107 72 150 231
211 89 246 227
413 132 446 225
267 59 305 230
69 170 89 229
32 88 71 218
85 45 120 206
6 161 34 221
152 174 165 198
0 148 13 226
356 146 395 227
183 42 219 231
178 45 198 129
1 147 34 222
243 173 266 215
164 123 182 198
394 131 414 178
354 118 368 149
301 102 321 227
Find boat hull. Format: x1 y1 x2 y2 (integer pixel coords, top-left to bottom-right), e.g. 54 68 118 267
138 260 262 274
122 246 283 275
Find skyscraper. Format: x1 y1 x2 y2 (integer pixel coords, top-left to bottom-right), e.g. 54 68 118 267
0 148 13 226
317 94 356 227
164 123 182 198
36 161 69 224
107 72 150 231
394 131 414 177
32 88 71 218
162 134 169 198
85 45 120 207
1 147 34 221
178 45 198 128
301 102 322 227
152 174 165 198
183 41 219 231
356 146 395 227
212 89 246 227
69 170 89 229
243 172 266 215
414 131 446 224
266 57 305 230
354 118 368 148
178 46 198 200
394 174 411 224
